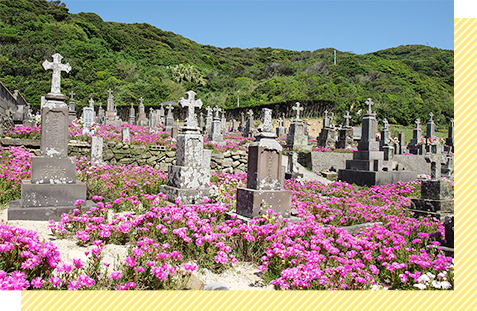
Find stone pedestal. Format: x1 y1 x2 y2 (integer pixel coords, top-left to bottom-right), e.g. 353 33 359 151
410 179 454 221
208 118 225 145
316 127 336 149
236 188 293 218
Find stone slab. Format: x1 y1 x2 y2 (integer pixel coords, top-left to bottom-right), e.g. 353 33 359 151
31 157 77 184
421 179 453 200
21 180 86 208
338 170 417 186
8 199 95 221
410 198 454 214
0 138 40 148
159 185 210 204
236 187 292 219
167 165 211 189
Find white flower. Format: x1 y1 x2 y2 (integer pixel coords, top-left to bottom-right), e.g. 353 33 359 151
440 281 452 289
413 283 427 290
426 272 436 279
431 280 441 289
417 275 431 284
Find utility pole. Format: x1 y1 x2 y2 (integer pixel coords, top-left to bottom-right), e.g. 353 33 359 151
334 50 336 65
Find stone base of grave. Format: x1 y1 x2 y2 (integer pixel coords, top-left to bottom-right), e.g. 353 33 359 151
338 169 417 186
225 211 302 226
285 172 303 180
335 139 357 150
20 180 87 208
8 199 95 221
236 187 293 219
160 185 210 205
316 129 336 149
31 157 77 184
166 165 211 189
68 112 76 123
409 199 454 221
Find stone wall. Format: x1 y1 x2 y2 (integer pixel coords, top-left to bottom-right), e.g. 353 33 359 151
68 141 248 174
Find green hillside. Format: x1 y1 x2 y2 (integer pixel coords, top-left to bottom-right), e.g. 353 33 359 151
0 0 453 126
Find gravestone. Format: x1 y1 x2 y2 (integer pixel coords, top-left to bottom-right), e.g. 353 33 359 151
338 98 417 186
426 112 436 139
236 108 292 219
407 118 424 155
336 110 356 150
68 91 76 122
242 109 254 137
96 102 104 124
199 112 204 130
410 142 454 222
285 152 303 180
91 136 105 166
445 119 454 153
164 104 175 132
104 89 122 127
9 53 87 221
136 97 149 126
160 91 211 204
82 106 95 135
205 106 213 135
158 104 165 126
286 102 309 149
238 112 245 132
208 106 225 145
276 116 286 137
221 111 227 132
148 108 155 130
128 103 136 125
398 133 406 154
379 118 391 150
229 119 237 132
317 108 336 149
122 127 130 142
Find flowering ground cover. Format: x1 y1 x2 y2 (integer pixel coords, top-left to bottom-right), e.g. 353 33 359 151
0 147 453 291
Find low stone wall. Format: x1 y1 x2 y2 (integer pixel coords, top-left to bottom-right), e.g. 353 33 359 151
68 141 248 174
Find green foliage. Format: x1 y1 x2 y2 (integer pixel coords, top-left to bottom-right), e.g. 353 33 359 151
0 0 453 126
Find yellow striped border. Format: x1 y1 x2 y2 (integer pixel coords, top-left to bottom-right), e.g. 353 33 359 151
20 18 476 311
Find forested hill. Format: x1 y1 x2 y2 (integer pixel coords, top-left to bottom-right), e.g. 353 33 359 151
0 0 453 126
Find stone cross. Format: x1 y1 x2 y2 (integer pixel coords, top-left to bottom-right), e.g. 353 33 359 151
107 89 113 98
247 110 253 118
206 106 213 116
292 102 304 120
69 91 75 101
365 98 374 114
178 90 202 128
166 104 174 117
139 97 144 105
343 111 351 127
429 112 434 121
213 106 221 119
278 117 284 127
383 118 389 130
415 118 421 128
42 53 71 94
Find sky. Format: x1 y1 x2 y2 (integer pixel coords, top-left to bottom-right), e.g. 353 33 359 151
61 0 454 55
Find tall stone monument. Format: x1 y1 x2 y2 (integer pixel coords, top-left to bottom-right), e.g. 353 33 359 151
68 91 76 122
205 106 213 135
96 101 104 124
379 118 391 150
408 118 424 155
128 103 136 125
9 53 87 221
91 136 105 166
164 103 175 132
104 89 121 126
317 109 336 149
286 102 309 149
160 91 211 204
242 109 254 137
445 118 454 153
276 116 287 138
426 112 436 140
238 111 245 132
221 110 227 132
236 108 292 219
136 97 149 126
208 106 225 145
338 98 417 186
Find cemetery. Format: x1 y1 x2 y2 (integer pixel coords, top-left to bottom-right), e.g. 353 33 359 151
0 52 455 292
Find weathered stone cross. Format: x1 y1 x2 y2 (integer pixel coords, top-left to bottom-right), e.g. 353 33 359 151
206 106 213 116
343 110 351 127
425 142 443 180
247 109 253 118
178 90 202 127
415 118 421 128
383 118 389 130
42 53 71 95
365 98 374 114
213 106 221 119
107 89 114 98
69 91 75 101
139 97 144 106
166 103 174 117
292 102 303 120
429 112 434 121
